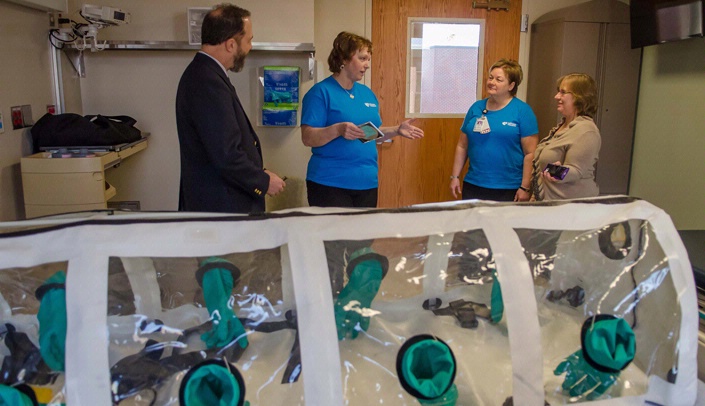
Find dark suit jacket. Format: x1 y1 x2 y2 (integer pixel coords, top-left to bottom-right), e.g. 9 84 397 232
176 52 269 213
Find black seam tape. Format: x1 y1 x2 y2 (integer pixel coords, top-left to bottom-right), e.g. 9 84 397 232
35 282 65 301
195 261 241 287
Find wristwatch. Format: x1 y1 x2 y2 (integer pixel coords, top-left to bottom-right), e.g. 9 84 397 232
450 175 459 180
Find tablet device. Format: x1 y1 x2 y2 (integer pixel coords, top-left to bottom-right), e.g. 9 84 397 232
358 121 384 143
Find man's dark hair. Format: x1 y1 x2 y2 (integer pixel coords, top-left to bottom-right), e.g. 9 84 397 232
201 4 251 46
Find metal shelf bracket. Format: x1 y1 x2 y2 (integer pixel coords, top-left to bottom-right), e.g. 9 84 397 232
63 48 86 78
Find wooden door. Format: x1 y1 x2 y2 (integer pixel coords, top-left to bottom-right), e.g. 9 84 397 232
596 22 640 195
372 0 523 208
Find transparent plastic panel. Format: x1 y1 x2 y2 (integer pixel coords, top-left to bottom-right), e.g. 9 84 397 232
0 261 68 405
328 233 512 406
516 220 680 403
446 229 493 287
0 197 698 406
107 246 303 405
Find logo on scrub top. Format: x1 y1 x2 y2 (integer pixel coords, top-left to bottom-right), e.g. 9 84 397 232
365 103 377 108
502 122 517 127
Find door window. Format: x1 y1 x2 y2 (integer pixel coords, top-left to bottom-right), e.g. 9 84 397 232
407 19 485 117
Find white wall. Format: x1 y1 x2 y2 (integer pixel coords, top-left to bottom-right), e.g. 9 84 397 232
517 0 629 101
67 0 313 43
67 0 315 211
5 0 65 11
313 0 369 83
73 0 371 212
521 0 704 230
630 39 705 230
2 0 703 228
0 1 57 220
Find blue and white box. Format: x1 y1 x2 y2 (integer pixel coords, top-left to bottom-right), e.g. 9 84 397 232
263 66 300 105
262 103 298 127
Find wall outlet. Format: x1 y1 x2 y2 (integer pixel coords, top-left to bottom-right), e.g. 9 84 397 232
11 106 23 130
0 112 5 134
49 12 58 29
49 12 71 29
10 105 33 129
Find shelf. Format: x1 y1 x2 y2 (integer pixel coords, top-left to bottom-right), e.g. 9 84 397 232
6 0 65 12
66 41 315 52
61 41 315 79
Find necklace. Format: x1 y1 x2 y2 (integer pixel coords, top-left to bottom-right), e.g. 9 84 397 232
342 86 354 99
335 76 355 99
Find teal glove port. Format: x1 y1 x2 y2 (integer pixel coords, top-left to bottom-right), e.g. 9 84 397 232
554 315 635 400
196 257 248 349
396 335 458 406
490 270 504 324
334 248 388 340
179 360 247 406
0 384 37 406
35 270 67 372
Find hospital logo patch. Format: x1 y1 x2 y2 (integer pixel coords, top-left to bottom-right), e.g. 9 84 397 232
502 121 517 127
365 103 377 108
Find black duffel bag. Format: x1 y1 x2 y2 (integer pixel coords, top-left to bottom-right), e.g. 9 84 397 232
31 113 142 153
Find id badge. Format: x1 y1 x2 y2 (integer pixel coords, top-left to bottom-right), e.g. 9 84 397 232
473 116 491 134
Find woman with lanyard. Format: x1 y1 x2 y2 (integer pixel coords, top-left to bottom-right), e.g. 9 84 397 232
449 59 538 202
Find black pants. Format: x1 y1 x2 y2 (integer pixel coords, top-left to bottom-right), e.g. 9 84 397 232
306 180 377 294
462 182 516 202
306 180 378 208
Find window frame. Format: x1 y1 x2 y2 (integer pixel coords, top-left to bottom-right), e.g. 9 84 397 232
405 17 486 118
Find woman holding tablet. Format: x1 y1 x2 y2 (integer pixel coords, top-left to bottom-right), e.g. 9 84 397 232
301 31 424 208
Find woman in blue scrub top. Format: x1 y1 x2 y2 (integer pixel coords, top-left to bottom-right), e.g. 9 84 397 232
301 31 424 208
449 59 539 202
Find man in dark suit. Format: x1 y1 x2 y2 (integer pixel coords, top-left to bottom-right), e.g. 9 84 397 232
176 4 285 213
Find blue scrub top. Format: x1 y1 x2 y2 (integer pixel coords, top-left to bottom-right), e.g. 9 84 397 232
460 97 538 189
301 76 382 190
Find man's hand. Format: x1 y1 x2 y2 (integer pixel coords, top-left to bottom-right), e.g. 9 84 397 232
265 170 286 196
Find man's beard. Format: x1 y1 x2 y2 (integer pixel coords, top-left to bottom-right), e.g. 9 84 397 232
230 50 247 72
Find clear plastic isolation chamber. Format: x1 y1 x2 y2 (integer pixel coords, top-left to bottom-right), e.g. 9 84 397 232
0 197 698 405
